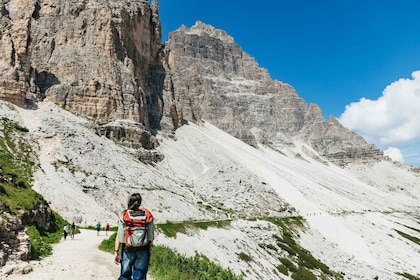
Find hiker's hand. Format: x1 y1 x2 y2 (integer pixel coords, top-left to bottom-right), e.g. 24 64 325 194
114 253 120 264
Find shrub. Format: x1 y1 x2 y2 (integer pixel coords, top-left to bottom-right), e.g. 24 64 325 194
397 272 420 280
291 267 317 280
276 264 289 275
238 252 252 262
280 257 297 272
277 242 296 256
27 226 53 259
395 229 420 246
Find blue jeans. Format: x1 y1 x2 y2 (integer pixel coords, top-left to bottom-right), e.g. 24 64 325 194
118 246 150 280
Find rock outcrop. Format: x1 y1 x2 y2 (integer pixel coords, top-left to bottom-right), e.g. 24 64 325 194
0 1 384 164
162 21 384 163
0 0 30 106
302 106 384 165
162 21 307 147
0 0 164 152
0 203 54 273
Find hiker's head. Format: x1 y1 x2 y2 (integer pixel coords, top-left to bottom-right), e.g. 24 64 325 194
127 193 142 209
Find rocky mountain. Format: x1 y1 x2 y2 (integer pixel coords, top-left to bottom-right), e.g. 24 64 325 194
161 21 384 166
1 0 382 165
0 0 419 279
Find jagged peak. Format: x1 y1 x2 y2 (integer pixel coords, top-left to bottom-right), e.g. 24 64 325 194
151 0 159 14
180 21 235 44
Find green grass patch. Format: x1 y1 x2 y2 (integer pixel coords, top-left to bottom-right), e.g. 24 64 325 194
99 235 243 280
156 221 186 238
395 229 420 246
276 264 289 276
0 181 46 213
291 267 317 280
397 272 420 280
157 220 232 238
402 225 420 234
26 211 67 259
26 226 53 259
194 220 231 230
157 216 343 279
266 217 343 279
99 232 117 253
150 245 242 280
0 118 68 259
0 118 42 213
280 257 298 272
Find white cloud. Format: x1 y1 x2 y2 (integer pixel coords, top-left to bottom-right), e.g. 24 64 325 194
338 71 420 166
383 147 404 163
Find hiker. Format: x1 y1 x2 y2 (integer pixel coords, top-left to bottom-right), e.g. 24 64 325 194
96 221 101 236
70 222 76 239
114 193 154 280
105 222 110 236
63 224 69 240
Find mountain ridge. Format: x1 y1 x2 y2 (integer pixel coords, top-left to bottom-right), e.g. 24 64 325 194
162 21 386 166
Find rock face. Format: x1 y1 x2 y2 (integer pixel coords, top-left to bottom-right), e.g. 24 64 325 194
0 0 30 106
0 203 53 269
162 22 307 146
0 1 384 164
162 21 384 163
0 0 164 150
302 108 384 165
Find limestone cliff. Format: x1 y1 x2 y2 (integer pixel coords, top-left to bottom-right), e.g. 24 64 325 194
1 2 384 164
162 22 305 146
0 0 164 152
162 21 384 164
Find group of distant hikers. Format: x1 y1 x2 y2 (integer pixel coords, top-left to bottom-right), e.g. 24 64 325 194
62 193 154 280
95 221 111 236
62 222 76 240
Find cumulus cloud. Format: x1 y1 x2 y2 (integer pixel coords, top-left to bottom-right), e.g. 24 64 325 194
383 147 404 163
338 71 420 166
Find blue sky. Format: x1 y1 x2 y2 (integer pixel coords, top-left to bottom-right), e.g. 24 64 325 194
157 0 420 166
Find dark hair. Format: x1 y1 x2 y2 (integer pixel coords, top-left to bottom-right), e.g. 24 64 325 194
127 193 142 209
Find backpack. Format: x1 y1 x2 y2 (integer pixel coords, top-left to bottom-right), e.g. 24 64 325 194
122 208 153 247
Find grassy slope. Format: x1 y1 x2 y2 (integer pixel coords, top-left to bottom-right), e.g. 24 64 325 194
0 117 66 258
99 218 345 280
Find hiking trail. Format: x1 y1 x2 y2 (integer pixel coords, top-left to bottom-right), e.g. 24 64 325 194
6 229 120 280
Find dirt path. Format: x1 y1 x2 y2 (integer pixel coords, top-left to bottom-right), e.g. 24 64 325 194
5 229 120 280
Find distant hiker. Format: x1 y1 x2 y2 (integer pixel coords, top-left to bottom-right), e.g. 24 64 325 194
63 224 69 240
96 221 101 236
71 222 76 239
105 222 110 236
114 193 154 280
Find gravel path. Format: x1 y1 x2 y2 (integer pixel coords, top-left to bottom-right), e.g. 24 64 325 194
5 229 120 280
